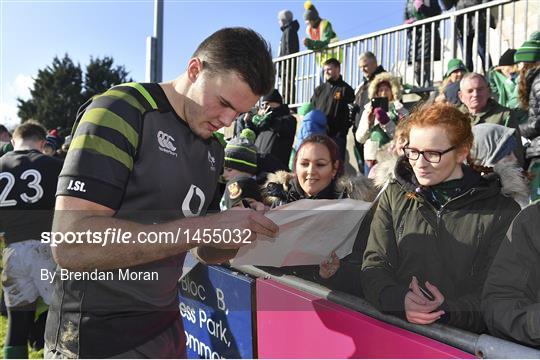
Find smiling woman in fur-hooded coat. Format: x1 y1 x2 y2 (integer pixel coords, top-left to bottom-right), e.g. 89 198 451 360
262 134 377 296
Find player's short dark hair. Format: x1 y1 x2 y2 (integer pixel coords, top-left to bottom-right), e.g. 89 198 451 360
12 120 47 142
192 27 275 96
323 58 341 68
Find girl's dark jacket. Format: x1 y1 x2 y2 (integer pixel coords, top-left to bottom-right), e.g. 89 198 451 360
362 157 521 332
263 171 377 296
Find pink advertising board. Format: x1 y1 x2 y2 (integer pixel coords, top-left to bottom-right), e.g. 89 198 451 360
256 279 474 359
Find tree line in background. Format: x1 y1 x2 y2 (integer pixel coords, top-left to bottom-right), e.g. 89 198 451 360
17 54 132 131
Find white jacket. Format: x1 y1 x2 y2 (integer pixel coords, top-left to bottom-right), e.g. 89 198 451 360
355 101 409 160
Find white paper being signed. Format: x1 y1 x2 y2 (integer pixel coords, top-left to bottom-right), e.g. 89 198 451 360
230 198 372 267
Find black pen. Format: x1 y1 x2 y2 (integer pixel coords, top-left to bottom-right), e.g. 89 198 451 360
241 199 251 209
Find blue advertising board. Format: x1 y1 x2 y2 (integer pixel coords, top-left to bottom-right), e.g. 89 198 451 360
179 263 255 359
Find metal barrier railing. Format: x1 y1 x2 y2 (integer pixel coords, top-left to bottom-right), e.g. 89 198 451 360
274 0 535 107
233 264 540 359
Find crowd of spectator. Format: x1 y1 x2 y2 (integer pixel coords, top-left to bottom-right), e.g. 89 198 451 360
223 27 540 350
275 0 513 94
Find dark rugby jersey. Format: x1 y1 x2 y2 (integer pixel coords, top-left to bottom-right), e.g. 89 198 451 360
0 150 63 244
46 83 224 357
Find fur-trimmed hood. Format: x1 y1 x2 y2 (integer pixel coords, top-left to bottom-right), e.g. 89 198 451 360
263 170 377 205
372 155 530 208
491 160 530 208
368 72 402 101
371 148 400 189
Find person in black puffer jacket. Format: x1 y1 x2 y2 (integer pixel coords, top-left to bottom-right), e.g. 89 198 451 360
310 58 355 162
516 32 540 201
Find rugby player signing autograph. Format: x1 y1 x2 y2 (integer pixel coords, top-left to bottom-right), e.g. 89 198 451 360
45 28 278 358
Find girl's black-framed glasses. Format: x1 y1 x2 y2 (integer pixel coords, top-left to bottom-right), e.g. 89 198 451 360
403 145 457 163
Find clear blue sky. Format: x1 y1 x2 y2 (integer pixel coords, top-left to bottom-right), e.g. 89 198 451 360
0 0 405 130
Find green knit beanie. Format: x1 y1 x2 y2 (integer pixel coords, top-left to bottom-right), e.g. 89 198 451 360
224 129 258 174
445 58 467 78
514 31 540 63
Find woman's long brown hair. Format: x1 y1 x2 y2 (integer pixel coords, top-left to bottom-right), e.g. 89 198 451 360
518 61 540 109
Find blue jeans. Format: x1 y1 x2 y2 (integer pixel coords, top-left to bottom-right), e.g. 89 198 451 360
457 11 492 72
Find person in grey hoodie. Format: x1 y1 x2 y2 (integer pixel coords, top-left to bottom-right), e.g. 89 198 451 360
469 123 530 207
